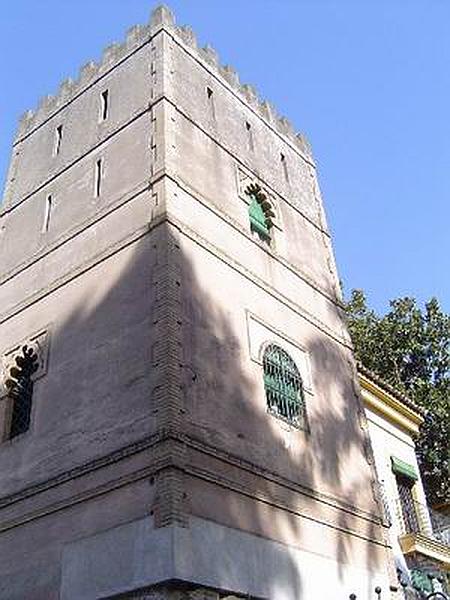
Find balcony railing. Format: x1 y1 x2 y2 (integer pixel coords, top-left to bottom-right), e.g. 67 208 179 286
395 498 450 546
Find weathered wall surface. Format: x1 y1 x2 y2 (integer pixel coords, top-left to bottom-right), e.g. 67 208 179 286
0 476 155 600
161 24 378 505
0 234 158 494
0 7 395 600
0 17 166 485
0 21 166 600
163 33 340 302
158 21 394 597
2 27 158 211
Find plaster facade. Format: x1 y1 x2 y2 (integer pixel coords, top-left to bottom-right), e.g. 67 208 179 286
0 6 395 599
360 369 450 597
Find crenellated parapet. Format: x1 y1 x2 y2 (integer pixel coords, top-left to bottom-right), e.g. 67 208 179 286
15 4 312 160
171 9 312 160
15 21 153 141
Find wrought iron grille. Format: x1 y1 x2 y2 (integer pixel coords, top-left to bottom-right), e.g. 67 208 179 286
397 476 421 534
5 345 39 439
263 344 306 428
395 495 450 546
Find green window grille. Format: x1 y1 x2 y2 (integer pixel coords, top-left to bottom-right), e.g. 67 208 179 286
249 195 271 240
263 344 306 428
410 569 433 594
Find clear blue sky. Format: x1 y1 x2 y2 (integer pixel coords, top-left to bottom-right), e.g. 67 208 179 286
1 1 449 314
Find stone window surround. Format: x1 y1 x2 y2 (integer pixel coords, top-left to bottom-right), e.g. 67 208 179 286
246 311 313 436
236 165 283 248
0 328 50 443
246 311 313 393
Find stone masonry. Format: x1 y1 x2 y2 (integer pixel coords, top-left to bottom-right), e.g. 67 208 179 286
0 5 398 600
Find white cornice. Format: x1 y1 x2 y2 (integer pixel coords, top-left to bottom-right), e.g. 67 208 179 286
359 373 423 435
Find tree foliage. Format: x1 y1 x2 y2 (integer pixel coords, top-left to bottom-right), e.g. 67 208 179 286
345 290 449 505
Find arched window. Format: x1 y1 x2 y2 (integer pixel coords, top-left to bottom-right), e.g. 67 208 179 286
246 183 274 243
5 345 39 439
263 344 306 428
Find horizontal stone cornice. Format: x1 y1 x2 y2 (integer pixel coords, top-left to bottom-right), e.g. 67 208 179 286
0 429 383 536
0 211 350 353
0 210 152 327
0 177 152 289
3 103 156 216
164 212 350 349
165 170 341 308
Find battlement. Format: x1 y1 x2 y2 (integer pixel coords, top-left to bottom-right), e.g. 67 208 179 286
15 5 312 159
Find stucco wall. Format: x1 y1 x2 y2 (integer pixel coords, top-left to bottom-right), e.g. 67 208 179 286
365 404 430 575
0 8 395 599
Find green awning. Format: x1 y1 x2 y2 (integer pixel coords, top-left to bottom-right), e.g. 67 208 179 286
391 456 418 481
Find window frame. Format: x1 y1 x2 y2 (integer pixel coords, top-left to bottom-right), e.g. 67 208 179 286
0 330 49 445
245 183 275 245
2 345 39 441
262 342 308 430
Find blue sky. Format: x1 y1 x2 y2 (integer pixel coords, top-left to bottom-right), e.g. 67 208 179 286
1 1 449 314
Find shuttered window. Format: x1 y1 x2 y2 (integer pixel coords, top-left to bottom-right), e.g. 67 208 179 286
249 196 270 240
246 185 274 243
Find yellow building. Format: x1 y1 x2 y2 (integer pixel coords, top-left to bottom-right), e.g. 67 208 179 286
359 365 450 597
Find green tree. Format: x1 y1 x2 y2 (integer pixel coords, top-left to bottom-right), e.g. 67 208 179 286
345 290 450 505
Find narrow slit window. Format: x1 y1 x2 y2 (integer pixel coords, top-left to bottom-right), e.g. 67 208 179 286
95 158 103 197
206 87 216 120
280 153 289 183
245 121 254 152
42 195 52 233
54 125 63 156
100 89 109 121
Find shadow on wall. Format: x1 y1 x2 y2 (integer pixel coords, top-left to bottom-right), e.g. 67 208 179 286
174 221 385 597
0 222 386 599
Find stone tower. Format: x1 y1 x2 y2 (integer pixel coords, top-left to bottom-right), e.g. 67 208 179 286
0 6 395 600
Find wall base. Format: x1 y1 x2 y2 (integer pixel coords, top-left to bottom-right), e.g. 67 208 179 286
61 516 390 600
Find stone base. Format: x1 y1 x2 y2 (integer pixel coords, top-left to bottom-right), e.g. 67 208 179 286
61 516 390 600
